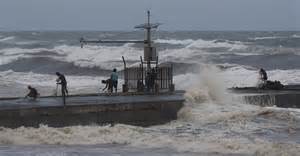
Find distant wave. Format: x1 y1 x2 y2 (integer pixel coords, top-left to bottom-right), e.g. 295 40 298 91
249 36 283 40
0 35 48 47
0 38 299 72
155 39 194 45
156 38 248 51
0 47 52 66
0 43 293 70
0 36 15 42
14 40 46 45
248 35 300 40
292 34 300 38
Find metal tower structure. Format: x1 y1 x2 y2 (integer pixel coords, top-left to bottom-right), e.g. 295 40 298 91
80 10 160 72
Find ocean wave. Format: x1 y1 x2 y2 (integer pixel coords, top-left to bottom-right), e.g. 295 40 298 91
292 34 300 38
155 39 194 45
0 44 201 70
0 47 58 66
53 44 140 70
0 36 15 42
0 43 298 73
0 47 49 55
156 38 248 51
14 40 46 45
186 39 248 51
249 36 284 40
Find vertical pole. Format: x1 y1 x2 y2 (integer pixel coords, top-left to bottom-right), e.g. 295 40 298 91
62 86 66 108
147 10 151 47
63 94 66 107
146 10 151 73
140 56 144 84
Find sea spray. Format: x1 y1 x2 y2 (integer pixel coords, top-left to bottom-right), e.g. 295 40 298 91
178 64 241 123
184 64 231 104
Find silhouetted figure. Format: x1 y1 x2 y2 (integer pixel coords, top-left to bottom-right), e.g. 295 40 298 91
56 72 68 96
102 79 113 93
259 68 268 82
137 79 144 92
145 71 151 92
110 68 118 93
25 85 39 100
149 68 157 92
146 68 157 92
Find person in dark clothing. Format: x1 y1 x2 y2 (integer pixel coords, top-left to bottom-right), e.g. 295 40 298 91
146 68 157 92
102 79 113 93
149 68 157 91
259 68 268 82
56 72 68 96
145 71 151 92
25 85 39 100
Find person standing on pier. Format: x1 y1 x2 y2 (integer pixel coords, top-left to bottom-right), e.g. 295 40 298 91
110 68 118 93
259 68 268 83
56 72 68 96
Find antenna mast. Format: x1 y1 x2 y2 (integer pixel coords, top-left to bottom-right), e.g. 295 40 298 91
134 10 160 71
80 11 160 71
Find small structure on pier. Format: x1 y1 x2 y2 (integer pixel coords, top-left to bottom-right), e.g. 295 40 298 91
80 11 174 93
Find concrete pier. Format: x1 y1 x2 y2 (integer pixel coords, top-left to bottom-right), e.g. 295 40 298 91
0 91 184 128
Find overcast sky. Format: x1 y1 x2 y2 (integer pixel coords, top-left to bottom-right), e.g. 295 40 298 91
0 0 299 31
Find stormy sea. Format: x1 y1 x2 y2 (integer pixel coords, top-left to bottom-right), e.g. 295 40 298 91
0 31 299 155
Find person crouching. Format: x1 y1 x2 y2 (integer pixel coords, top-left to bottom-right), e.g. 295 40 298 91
102 79 113 93
25 85 39 100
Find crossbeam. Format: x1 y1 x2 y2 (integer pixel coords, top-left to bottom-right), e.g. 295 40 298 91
80 38 146 48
